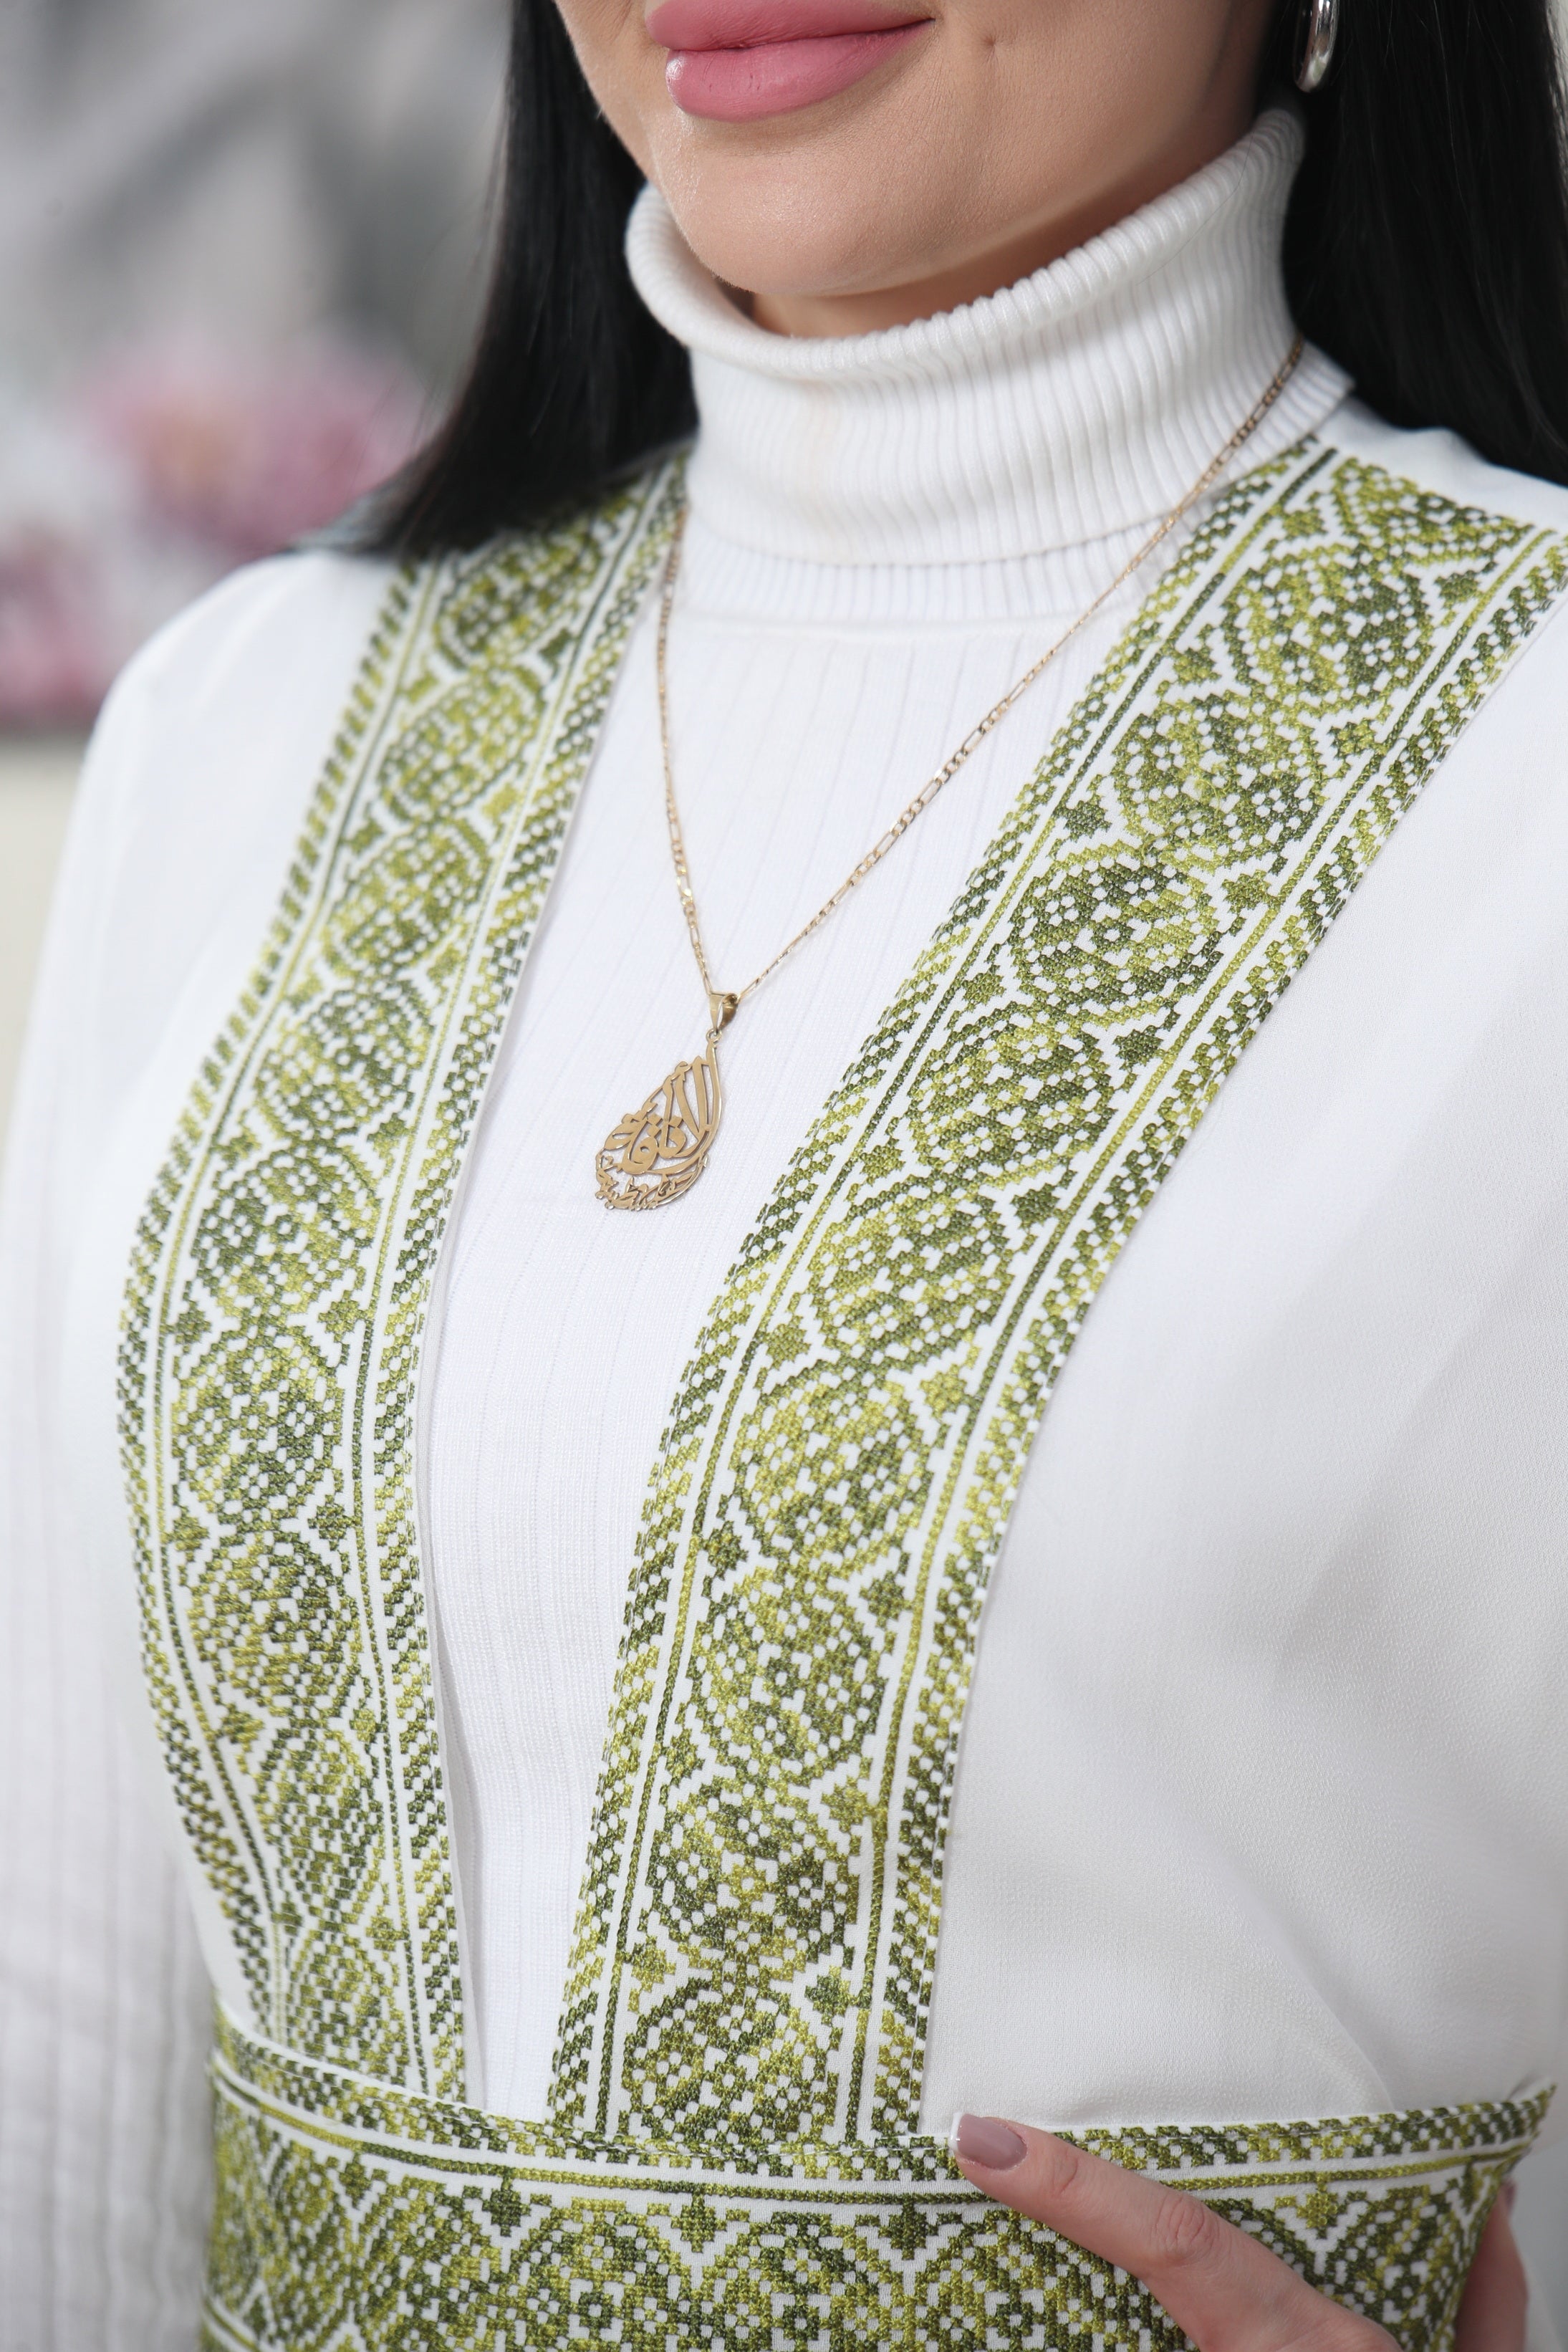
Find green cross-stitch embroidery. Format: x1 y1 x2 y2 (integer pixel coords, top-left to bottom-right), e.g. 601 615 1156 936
117 438 1568 2351
201 2012 1548 2352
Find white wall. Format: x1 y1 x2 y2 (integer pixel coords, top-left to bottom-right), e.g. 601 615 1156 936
0 738 77 1148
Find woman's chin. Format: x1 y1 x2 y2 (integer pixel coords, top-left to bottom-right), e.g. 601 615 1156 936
653 183 944 330
645 90 970 323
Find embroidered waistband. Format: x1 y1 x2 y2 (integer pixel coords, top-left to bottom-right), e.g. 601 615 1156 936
203 2009 1547 2352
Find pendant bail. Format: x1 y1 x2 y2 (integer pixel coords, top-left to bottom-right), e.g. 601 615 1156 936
708 990 740 1035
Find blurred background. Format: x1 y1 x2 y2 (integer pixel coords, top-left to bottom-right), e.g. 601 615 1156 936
0 0 507 1118
1 1 1567 2303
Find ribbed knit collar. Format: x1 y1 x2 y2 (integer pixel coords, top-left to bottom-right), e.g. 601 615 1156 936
625 106 1349 570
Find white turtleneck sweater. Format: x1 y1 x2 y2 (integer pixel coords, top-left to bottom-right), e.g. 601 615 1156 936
7 108 1568 2350
433 113 1350 2123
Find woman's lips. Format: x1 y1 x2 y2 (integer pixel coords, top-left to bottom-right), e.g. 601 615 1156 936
647 0 930 120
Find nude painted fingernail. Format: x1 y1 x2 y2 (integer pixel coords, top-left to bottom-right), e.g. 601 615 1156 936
953 2113 1026 2170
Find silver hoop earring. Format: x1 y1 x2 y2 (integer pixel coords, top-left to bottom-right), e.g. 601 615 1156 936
1294 0 1339 91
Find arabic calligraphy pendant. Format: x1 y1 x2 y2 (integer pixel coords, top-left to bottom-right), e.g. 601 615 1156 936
596 992 739 1209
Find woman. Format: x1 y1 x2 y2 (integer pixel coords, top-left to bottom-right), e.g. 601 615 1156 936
4 0 1568 2344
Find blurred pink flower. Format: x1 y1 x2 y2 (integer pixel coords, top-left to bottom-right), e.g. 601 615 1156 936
85 337 428 560
0 334 430 729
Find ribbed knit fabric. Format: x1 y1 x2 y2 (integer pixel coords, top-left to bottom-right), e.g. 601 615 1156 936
626 107 1329 575
423 107 1350 2117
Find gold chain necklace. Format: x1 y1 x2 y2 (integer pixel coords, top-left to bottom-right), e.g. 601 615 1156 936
595 336 1304 1209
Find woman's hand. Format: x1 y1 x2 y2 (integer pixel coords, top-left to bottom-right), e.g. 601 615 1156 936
952 2115 1527 2352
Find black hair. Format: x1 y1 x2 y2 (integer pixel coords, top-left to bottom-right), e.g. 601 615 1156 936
371 0 1568 555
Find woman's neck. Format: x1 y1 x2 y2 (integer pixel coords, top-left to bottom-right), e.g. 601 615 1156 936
626 107 1349 574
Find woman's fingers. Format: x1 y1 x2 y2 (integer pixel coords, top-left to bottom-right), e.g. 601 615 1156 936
951 2115 1398 2352
1455 2187 1526 2352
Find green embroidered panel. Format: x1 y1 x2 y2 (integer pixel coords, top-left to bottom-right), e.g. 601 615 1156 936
203 2010 1547 2352
117 433 1568 2345
550 444 1568 2146
120 464 683 2098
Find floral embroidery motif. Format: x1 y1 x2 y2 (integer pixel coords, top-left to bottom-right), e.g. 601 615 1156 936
119 441 1568 2347
120 466 683 2097
204 2014 1546 2352
553 448 1568 2147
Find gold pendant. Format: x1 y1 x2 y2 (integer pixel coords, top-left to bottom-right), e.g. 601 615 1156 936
596 993 737 1210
